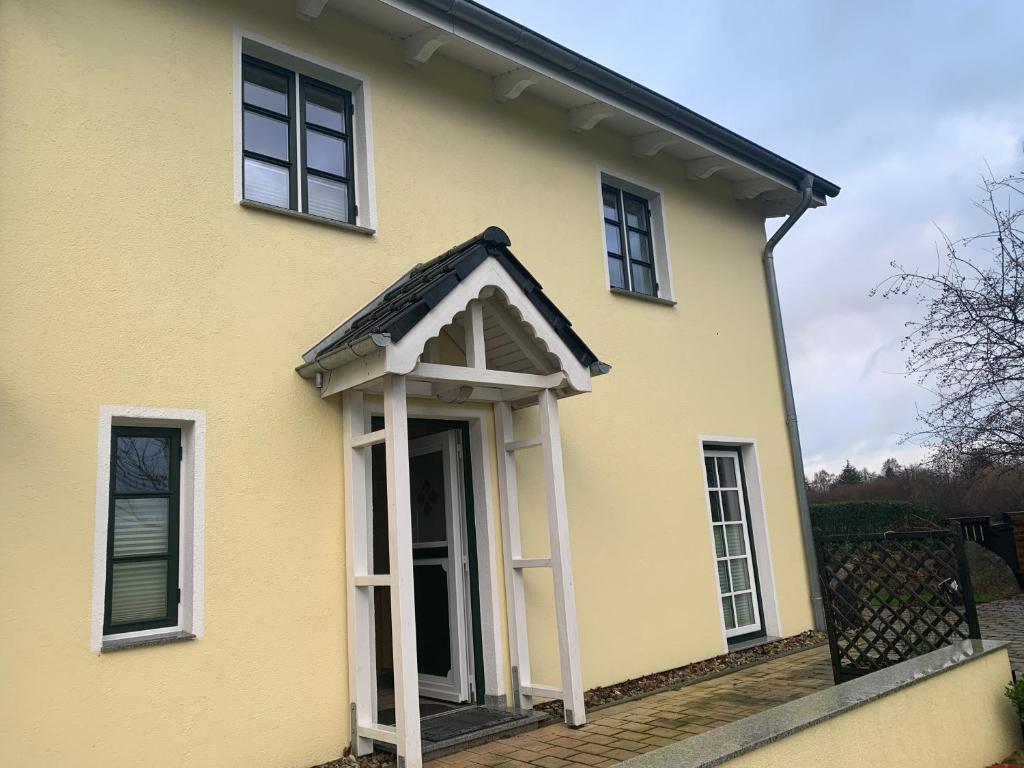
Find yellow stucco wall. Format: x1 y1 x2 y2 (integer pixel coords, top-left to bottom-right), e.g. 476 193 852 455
0 0 815 765
716 649 1022 768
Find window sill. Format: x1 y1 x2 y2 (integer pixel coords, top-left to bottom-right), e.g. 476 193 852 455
728 634 776 652
609 287 677 306
240 199 376 236
101 630 195 653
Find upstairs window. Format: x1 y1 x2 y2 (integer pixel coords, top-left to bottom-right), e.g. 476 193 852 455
602 183 658 297
242 56 356 224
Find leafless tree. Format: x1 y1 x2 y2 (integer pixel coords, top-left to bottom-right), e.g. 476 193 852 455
876 170 1024 465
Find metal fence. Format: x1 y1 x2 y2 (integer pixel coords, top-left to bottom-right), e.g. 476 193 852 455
949 514 1024 586
815 529 981 684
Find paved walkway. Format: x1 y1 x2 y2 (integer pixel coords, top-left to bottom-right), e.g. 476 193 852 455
979 593 1024 670
426 646 833 768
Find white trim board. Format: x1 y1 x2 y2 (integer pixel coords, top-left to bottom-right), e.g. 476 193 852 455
696 435 782 652
90 406 206 652
596 166 677 302
232 28 378 231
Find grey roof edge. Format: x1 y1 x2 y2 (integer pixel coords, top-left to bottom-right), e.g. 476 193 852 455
379 0 840 202
619 639 1009 768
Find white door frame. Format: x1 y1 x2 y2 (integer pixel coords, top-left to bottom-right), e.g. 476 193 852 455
366 401 506 707
409 431 471 703
703 447 763 639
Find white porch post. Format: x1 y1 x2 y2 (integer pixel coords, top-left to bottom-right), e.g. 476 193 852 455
342 391 375 756
383 374 423 768
538 388 586 726
493 401 534 710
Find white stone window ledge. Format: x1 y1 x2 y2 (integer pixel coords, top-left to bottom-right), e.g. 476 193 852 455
240 199 376 236
101 631 196 653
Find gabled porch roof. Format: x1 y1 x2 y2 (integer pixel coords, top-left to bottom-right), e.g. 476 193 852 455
296 226 609 401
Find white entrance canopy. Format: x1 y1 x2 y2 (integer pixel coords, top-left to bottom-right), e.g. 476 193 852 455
297 227 609 768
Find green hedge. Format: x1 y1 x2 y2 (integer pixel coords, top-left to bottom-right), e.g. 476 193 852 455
809 500 945 536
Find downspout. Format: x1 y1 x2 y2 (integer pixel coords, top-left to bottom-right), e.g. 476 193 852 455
762 174 825 630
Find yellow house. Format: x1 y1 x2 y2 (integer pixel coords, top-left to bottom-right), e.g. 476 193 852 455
0 1 840 766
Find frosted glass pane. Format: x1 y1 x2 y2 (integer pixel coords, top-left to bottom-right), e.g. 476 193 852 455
721 596 736 630
113 498 168 557
730 558 751 591
115 436 169 492
717 561 730 593
410 452 446 544
110 560 167 624
721 490 742 521
713 527 725 558
244 158 290 208
724 524 746 556
307 175 349 222
734 593 755 627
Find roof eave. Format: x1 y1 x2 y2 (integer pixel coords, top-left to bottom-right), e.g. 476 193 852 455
375 0 840 201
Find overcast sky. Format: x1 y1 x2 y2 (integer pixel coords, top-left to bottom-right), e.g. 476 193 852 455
486 0 1024 476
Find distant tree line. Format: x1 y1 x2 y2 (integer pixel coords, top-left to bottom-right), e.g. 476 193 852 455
806 454 1024 518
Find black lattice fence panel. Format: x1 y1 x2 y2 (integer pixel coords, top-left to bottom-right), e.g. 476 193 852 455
815 529 981 684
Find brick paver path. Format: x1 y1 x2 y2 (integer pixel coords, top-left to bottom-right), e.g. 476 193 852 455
427 646 833 768
979 594 1024 671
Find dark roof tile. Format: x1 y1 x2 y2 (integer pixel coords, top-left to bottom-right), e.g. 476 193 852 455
302 227 601 370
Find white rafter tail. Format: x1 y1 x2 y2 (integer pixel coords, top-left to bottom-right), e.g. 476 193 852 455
685 156 732 180
632 130 681 158
403 27 451 66
296 0 329 21
342 391 375 756
538 388 586 727
494 67 539 102
734 178 781 199
383 375 423 767
568 102 615 132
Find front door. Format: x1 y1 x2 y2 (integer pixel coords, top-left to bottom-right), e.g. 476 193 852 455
409 431 471 702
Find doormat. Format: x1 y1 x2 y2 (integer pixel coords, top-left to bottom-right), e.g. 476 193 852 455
420 706 529 743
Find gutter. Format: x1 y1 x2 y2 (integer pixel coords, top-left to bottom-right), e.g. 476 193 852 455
762 175 824 630
384 0 840 202
295 333 391 379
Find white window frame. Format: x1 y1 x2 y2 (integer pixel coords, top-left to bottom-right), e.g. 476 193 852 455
90 406 206 651
597 167 676 303
233 29 378 232
698 436 782 648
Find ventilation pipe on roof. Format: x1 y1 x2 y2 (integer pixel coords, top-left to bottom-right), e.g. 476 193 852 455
762 175 825 631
